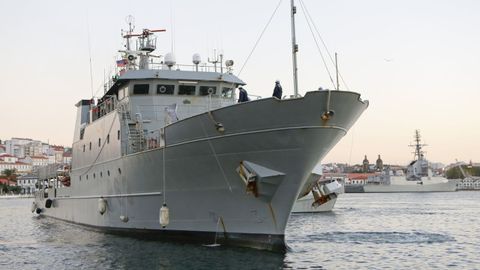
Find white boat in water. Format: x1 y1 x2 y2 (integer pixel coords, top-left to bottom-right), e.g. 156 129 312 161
354 130 456 193
32 3 368 251
292 165 343 213
292 178 342 213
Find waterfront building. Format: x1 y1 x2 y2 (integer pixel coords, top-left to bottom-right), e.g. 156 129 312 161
16 174 38 194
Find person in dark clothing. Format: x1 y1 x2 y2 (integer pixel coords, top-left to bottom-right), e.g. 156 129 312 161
238 86 249 102
272 80 282 99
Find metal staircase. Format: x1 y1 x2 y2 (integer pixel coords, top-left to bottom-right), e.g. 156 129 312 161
118 103 145 154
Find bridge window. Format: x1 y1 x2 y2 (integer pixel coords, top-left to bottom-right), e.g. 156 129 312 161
199 86 217 96
222 87 234 98
157 84 175 95
178 85 196 95
133 84 150 95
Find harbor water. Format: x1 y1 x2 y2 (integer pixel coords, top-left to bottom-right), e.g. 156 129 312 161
1 191 479 269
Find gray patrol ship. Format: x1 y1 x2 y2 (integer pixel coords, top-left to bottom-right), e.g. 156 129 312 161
33 5 368 251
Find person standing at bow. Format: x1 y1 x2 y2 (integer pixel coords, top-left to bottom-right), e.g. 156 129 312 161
272 80 282 99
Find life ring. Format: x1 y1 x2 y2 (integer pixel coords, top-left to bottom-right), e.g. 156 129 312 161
158 86 167 94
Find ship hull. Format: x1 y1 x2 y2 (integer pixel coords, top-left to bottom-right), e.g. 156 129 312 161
34 90 368 251
353 176 458 193
362 181 457 193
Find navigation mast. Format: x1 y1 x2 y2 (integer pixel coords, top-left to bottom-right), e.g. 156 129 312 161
290 0 299 97
409 130 427 161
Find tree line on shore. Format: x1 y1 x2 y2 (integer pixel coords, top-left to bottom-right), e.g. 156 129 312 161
0 169 21 194
445 166 480 179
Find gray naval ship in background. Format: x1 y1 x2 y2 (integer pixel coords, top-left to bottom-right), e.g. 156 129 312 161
33 5 368 251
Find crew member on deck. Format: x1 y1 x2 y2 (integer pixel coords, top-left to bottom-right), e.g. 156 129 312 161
238 86 249 103
272 80 282 99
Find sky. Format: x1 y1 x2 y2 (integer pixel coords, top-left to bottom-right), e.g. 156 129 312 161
0 0 479 165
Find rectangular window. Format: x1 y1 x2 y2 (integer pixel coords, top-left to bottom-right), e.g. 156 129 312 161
157 84 175 95
178 85 196 95
133 84 150 95
117 130 120 140
222 87 234 98
199 86 217 96
107 134 110 144
98 138 101 147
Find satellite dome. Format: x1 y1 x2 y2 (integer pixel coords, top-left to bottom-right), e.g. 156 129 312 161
164 53 176 68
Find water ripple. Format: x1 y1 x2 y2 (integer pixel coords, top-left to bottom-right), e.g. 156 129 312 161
2 192 480 269
299 231 455 244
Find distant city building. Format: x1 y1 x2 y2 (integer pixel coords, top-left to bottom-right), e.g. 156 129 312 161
17 174 38 194
50 145 65 163
376 155 383 171
5 138 34 158
1 137 71 175
362 155 369 172
63 152 72 165
22 156 49 167
0 153 33 174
